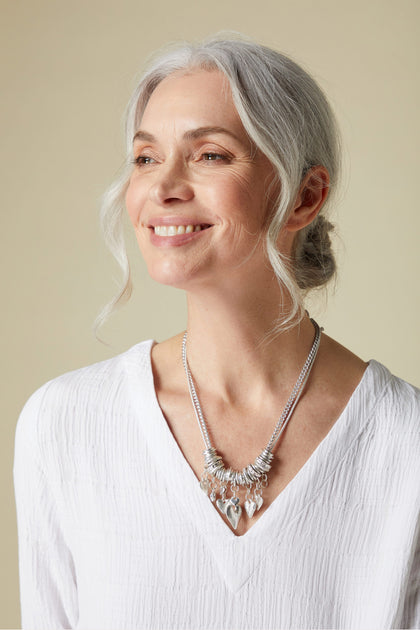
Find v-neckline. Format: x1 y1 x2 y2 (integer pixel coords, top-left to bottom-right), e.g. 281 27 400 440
124 340 391 591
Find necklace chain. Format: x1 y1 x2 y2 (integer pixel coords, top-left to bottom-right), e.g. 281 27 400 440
182 318 323 529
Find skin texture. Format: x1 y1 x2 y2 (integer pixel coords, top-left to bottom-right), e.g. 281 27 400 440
126 70 368 536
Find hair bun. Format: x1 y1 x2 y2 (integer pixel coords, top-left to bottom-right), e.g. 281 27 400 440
294 215 336 290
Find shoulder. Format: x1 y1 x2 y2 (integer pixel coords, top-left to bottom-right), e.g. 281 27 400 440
362 360 420 460
15 339 155 448
367 360 420 421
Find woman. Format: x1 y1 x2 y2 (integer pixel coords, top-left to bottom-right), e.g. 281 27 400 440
14 35 420 629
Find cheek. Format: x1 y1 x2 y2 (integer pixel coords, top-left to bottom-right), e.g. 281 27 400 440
210 171 258 221
228 170 270 226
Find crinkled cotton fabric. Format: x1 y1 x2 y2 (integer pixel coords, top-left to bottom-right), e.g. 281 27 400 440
14 340 420 629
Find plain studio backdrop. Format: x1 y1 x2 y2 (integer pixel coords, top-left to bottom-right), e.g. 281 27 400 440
1 0 419 626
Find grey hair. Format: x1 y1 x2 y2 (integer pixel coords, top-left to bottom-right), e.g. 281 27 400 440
95 34 341 334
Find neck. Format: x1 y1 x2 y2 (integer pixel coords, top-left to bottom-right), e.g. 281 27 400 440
184 282 317 406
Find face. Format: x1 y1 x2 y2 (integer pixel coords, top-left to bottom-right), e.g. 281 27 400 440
125 69 278 291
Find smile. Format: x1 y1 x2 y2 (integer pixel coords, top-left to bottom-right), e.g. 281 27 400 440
154 224 211 236
148 222 213 247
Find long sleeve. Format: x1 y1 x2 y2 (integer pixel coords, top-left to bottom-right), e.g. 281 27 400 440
14 384 78 629
399 516 420 629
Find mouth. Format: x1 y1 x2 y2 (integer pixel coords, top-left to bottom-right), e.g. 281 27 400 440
151 223 212 236
146 220 214 248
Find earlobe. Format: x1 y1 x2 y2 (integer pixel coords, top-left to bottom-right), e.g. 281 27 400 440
285 166 330 233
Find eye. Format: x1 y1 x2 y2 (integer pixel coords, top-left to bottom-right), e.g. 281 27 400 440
202 152 227 161
133 155 156 166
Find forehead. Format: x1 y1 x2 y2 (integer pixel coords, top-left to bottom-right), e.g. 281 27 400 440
139 69 243 132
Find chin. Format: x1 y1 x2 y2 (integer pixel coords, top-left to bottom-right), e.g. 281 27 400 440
145 261 197 290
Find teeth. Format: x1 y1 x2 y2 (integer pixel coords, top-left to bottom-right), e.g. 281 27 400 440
154 224 203 236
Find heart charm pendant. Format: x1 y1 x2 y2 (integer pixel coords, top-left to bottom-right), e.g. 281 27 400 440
255 495 263 510
216 498 227 514
225 500 242 530
244 498 257 518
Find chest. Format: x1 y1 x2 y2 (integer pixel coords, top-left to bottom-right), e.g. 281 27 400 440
153 387 346 535
58 415 412 630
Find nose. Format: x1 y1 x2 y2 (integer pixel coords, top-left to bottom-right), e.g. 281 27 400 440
149 160 194 206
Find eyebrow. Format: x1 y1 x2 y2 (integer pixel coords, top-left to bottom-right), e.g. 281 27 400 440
132 126 244 144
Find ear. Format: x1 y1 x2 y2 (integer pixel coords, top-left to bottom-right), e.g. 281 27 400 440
284 166 330 232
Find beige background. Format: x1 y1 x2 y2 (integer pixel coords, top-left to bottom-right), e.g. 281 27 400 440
2 0 419 626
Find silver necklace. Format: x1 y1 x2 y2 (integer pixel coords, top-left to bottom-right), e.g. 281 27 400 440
182 318 322 530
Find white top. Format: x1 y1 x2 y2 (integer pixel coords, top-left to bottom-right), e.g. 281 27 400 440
14 340 420 630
